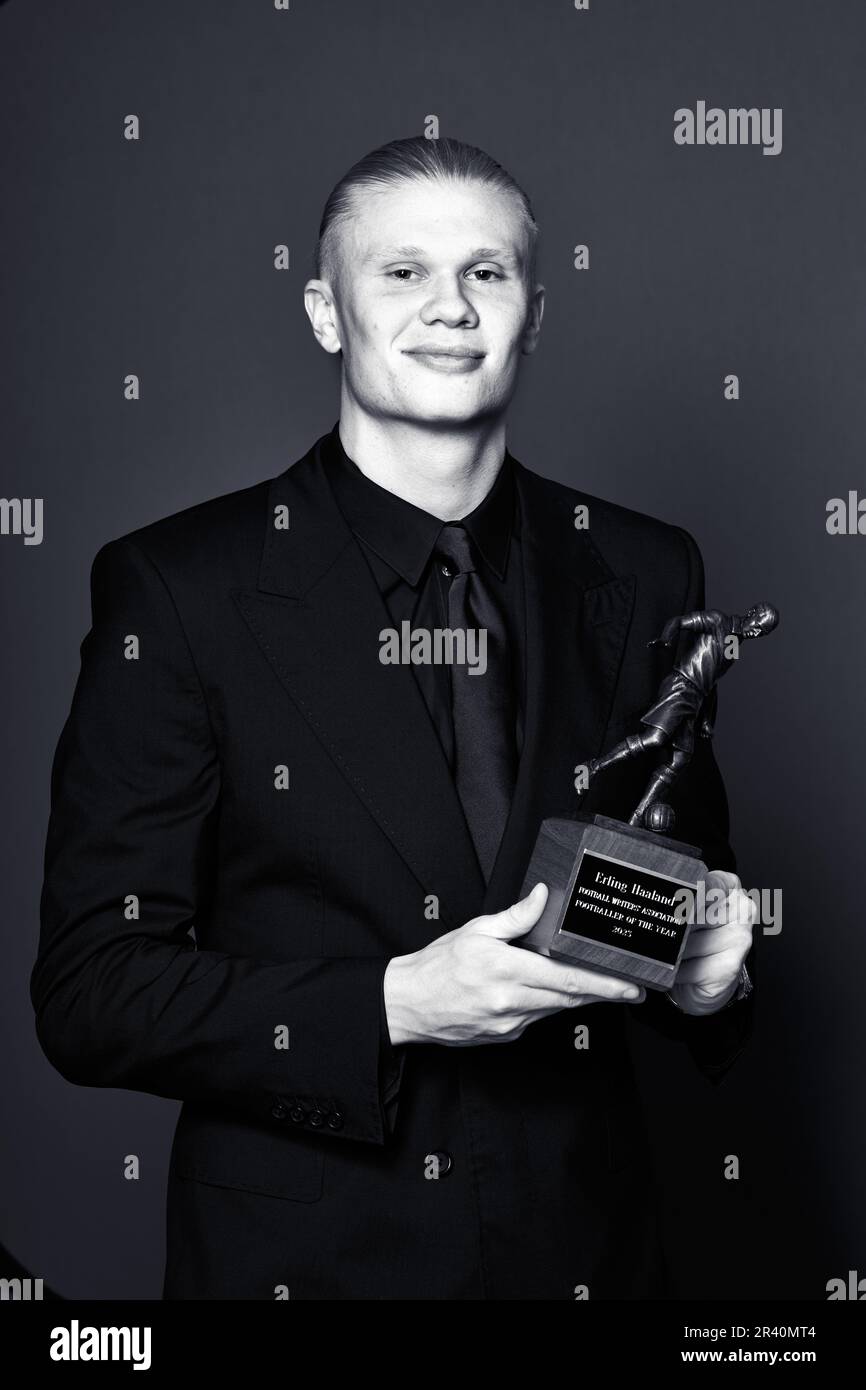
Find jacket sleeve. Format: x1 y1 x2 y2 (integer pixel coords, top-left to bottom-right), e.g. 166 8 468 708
629 525 756 1083
32 537 402 1144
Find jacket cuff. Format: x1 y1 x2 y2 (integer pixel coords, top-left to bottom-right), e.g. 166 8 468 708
379 971 407 1133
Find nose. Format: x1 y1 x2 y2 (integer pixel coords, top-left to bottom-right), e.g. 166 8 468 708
419 275 480 328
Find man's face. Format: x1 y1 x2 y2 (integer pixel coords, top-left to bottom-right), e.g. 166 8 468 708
307 177 544 428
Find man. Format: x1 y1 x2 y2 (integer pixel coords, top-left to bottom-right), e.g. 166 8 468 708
32 135 756 1301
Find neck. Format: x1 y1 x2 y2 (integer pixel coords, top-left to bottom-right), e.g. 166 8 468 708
336 400 508 520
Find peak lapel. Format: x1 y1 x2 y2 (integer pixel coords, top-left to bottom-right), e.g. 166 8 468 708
232 436 486 930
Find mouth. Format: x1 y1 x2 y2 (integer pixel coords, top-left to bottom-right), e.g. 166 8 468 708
403 347 486 374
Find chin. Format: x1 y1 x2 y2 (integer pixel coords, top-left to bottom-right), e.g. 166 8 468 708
397 390 500 427
411 406 484 426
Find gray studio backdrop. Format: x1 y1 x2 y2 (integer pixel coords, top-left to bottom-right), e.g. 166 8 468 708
1 0 863 1298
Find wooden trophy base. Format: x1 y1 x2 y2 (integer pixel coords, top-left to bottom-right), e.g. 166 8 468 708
517 814 708 990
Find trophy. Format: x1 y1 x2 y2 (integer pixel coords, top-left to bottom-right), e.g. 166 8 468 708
518 603 779 990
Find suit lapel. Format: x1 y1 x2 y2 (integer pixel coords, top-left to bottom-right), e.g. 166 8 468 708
233 436 636 930
482 463 636 912
233 436 487 931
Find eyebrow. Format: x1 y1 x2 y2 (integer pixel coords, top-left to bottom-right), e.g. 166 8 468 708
370 244 520 264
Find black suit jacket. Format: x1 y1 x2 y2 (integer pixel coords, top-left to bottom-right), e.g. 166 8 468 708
32 432 754 1300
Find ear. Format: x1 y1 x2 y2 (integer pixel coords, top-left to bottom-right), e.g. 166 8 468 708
304 279 342 355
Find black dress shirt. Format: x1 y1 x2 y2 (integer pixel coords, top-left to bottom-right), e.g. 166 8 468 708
321 420 526 772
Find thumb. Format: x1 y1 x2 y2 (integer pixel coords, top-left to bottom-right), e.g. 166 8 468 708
477 882 549 940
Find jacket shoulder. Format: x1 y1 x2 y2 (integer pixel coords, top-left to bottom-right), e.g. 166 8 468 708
89 470 286 592
516 461 699 583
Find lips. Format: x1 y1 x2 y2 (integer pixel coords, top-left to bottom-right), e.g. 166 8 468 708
404 347 485 359
403 347 486 375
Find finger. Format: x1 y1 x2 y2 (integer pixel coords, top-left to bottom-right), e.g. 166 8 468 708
476 882 549 940
488 921 646 1000
534 959 646 1000
499 945 589 991
729 890 758 925
687 886 757 933
494 942 644 1000
680 922 752 960
675 945 744 985
524 984 647 1012
718 888 757 922
704 869 741 896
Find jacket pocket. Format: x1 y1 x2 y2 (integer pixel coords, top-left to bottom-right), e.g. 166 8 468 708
170 1104 323 1203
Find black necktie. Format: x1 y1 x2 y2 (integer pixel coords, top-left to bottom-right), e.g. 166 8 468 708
435 522 518 881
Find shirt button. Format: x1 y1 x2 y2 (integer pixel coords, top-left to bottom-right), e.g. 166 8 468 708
430 1150 453 1177
270 1100 289 1121
308 1108 326 1128
327 1110 344 1131
289 1106 306 1124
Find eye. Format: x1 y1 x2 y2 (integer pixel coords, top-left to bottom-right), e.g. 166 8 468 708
388 267 421 280
466 267 502 282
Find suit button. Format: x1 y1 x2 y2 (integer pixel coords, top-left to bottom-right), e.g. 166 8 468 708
271 1100 289 1121
430 1150 453 1177
289 1106 306 1124
308 1108 326 1128
327 1110 344 1131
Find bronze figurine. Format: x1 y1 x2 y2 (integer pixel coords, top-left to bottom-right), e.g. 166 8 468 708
585 604 779 831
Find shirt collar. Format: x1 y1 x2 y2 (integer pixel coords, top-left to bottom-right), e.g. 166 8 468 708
322 420 516 585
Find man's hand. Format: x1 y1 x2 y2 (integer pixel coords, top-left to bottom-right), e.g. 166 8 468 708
383 883 646 1047
668 869 755 1016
